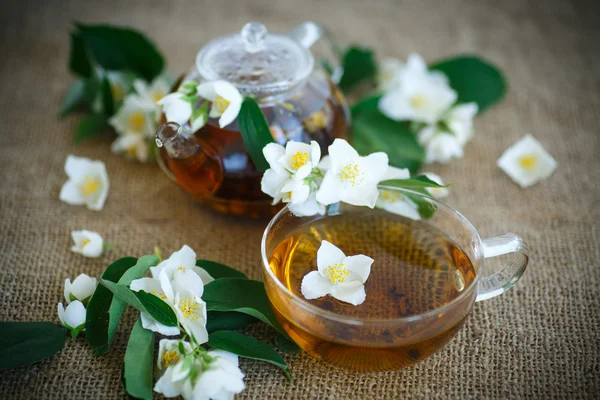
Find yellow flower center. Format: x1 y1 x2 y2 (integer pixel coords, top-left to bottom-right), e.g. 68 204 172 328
178 298 201 321
151 290 168 301
324 263 350 285
290 152 308 169
111 84 125 102
379 190 403 203
177 266 186 272
153 92 165 103
128 112 146 132
80 239 91 249
213 95 230 114
410 95 427 108
126 146 138 157
162 350 180 369
518 154 537 170
339 162 364 186
78 176 100 197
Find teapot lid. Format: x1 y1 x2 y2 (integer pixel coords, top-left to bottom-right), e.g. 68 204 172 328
196 22 314 96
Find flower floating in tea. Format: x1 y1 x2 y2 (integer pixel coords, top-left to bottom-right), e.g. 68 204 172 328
59 155 110 211
301 240 374 306
497 134 557 188
70 229 104 258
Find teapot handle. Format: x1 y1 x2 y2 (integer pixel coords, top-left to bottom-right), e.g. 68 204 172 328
291 22 343 83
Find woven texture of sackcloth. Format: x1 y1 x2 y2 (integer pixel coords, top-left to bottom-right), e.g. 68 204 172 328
0 0 598 398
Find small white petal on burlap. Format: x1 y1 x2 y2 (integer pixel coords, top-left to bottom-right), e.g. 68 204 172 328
196 80 243 128
64 273 97 304
301 240 374 306
70 230 104 258
497 134 557 188
59 155 110 211
57 300 86 333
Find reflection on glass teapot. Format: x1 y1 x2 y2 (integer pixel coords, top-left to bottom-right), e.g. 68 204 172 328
155 22 350 218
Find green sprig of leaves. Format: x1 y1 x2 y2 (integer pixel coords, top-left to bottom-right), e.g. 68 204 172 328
379 176 448 218
123 318 155 400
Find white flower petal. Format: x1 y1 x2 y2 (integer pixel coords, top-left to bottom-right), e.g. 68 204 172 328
343 255 374 283
310 141 321 165
175 292 208 345
63 300 86 329
331 284 366 306
497 134 557 188
260 169 289 204
171 269 205 299
376 191 422 220
63 279 72 304
71 230 104 258
424 133 463 164
318 155 331 171
140 312 180 336
315 170 341 205
158 93 192 125
422 172 449 198
301 271 332 300
130 277 163 295
64 155 90 181
110 134 150 163
59 180 85 205
328 139 360 173
288 192 326 217
378 90 415 121
316 240 346 276
262 143 287 176
57 303 66 326
192 266 215 285
196 82 217 101
381 166 410 181
67 273 97 301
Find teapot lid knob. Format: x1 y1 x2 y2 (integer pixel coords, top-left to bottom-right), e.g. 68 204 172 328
241 22 267 53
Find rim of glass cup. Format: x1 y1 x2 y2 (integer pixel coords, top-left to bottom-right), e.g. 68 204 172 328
260 186 484 326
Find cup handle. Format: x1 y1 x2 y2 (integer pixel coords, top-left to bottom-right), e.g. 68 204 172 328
475 233 529 302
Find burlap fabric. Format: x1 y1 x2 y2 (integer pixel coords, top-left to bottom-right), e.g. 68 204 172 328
0 0 598 398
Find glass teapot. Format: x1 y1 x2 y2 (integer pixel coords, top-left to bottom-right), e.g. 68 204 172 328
155 22 350 218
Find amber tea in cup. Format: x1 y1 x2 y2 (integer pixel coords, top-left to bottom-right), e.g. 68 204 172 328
262 188 529 371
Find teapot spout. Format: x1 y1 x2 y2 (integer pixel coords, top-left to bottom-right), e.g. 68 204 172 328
156 122 200 159
156 122 224 198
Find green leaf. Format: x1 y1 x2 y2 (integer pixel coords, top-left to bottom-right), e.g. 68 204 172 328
73 113 108 143
123 318 154 400
203 278 287 337
378 177 441 219
379 176 446 191
430 56 507 113
274 333 300 354
101 75 114 116
208 330 291 379
60 79 91 116
196 260 248 280
350 94 381 117
237 97 274 172
86 257 138 355
338 46 377 91
75 22 164 82
352 109 425 173
134 291 178 327
206 311 257 333
191 101 208 124
68 32 92 77
0 322 66 369
107 255 159 347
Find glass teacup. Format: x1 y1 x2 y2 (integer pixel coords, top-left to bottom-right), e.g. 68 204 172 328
261 187 529 371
